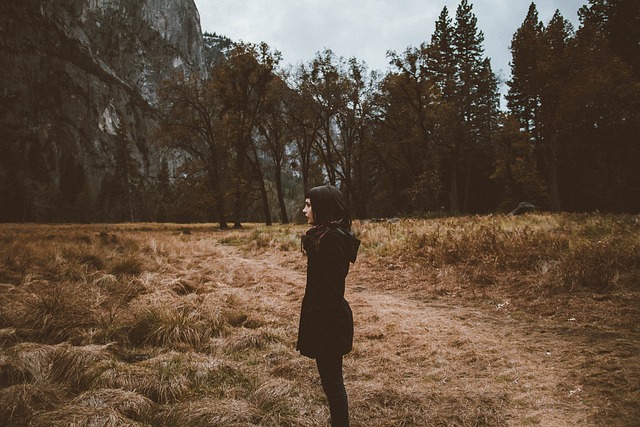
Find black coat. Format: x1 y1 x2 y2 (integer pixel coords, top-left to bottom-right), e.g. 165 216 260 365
296 226 360 358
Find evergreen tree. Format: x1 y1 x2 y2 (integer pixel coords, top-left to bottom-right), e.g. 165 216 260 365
579 0 640 77
154 157 171 222
428 7 457 100
538 10 574 211
58 151 87 221
559 0 640 212
507 3 543 137
385 45 442 212
492 113 548 211
450 0 499 213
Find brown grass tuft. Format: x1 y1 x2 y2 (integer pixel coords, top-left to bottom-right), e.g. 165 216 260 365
109 257 145 276
94 351 219 405
171 279 205 295
124 298 223 351
194 360 256 399
250 378 296 423
550 233 640 291
69 388 154 422
0 353 34 386
13 281 102 344
49 343 115 392
4 342 60 383
159 398 261 427
0 383 65 426
224 327 285 353
30 406 143 427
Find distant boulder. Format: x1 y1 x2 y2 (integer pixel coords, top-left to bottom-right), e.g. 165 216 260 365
509 202 536 216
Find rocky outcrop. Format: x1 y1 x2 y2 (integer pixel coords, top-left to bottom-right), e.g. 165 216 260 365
0 0 204 221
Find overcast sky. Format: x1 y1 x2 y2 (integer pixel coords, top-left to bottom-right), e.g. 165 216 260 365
193 0 587 96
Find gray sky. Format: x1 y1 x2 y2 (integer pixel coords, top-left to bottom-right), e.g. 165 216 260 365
193 0 587 95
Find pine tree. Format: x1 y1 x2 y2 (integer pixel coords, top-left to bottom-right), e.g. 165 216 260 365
538 10 574 211
428 7 457 99
507 3 544 137
559 0 640 212
449 0 498 213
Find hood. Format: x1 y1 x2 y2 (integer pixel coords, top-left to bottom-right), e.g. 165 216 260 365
336 227 361 263
302 224 361 263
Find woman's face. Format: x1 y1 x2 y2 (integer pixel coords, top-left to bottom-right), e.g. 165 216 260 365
303 198 314 224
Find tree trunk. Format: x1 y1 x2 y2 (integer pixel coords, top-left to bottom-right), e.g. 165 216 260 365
274 164 289 224
258 176 272 226
251 149 272 226
548 145 561 211
232 136 249 229
462 155 471 214
209 166 228 229
449 158 459 214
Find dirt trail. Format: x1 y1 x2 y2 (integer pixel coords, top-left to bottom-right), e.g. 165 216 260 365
211 242 628 426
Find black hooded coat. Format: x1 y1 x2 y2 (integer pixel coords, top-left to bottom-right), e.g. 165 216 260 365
296 224 360 359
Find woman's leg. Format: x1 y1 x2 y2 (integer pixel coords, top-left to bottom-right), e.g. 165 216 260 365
316 354 349 427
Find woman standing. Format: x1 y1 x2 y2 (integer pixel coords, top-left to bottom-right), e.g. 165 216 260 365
297 184 360 427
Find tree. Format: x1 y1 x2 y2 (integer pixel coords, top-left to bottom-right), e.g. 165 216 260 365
579 0 640 78
491 113 548 211
507 4 571 211
450 0 500 213
383 46 442 212
288 50 376 215
286 65 325 192
303 49 344 187
507 3 544 137
428 7 457 100
157 70 230 228
257 77 294 224
557 0 640 212
537 10 574 211
211 42 281 227
58 151 87 221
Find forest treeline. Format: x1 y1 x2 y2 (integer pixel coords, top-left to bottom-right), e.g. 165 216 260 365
6 0 640 225
156 0 639 227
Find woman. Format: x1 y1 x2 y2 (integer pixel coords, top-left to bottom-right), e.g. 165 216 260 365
297 184 360 427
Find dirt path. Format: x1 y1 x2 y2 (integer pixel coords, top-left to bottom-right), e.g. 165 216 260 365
210 242 632 426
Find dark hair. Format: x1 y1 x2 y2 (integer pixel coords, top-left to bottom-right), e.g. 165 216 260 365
305 184 351 229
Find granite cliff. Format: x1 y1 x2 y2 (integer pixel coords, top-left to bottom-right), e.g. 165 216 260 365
0 0 205 221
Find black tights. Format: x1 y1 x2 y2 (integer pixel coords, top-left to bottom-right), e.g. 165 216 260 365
316 354 349 427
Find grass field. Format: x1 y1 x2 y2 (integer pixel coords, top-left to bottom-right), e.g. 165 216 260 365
0 214 638 426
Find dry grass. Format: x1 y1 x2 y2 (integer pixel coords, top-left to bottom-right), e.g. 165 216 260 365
159 397 261 427
0 216 638 426
0 383 65 426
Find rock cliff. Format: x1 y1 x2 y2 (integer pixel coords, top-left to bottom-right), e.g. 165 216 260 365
0 0 205 221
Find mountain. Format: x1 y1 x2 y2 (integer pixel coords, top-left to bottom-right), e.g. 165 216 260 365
0 0 205 221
